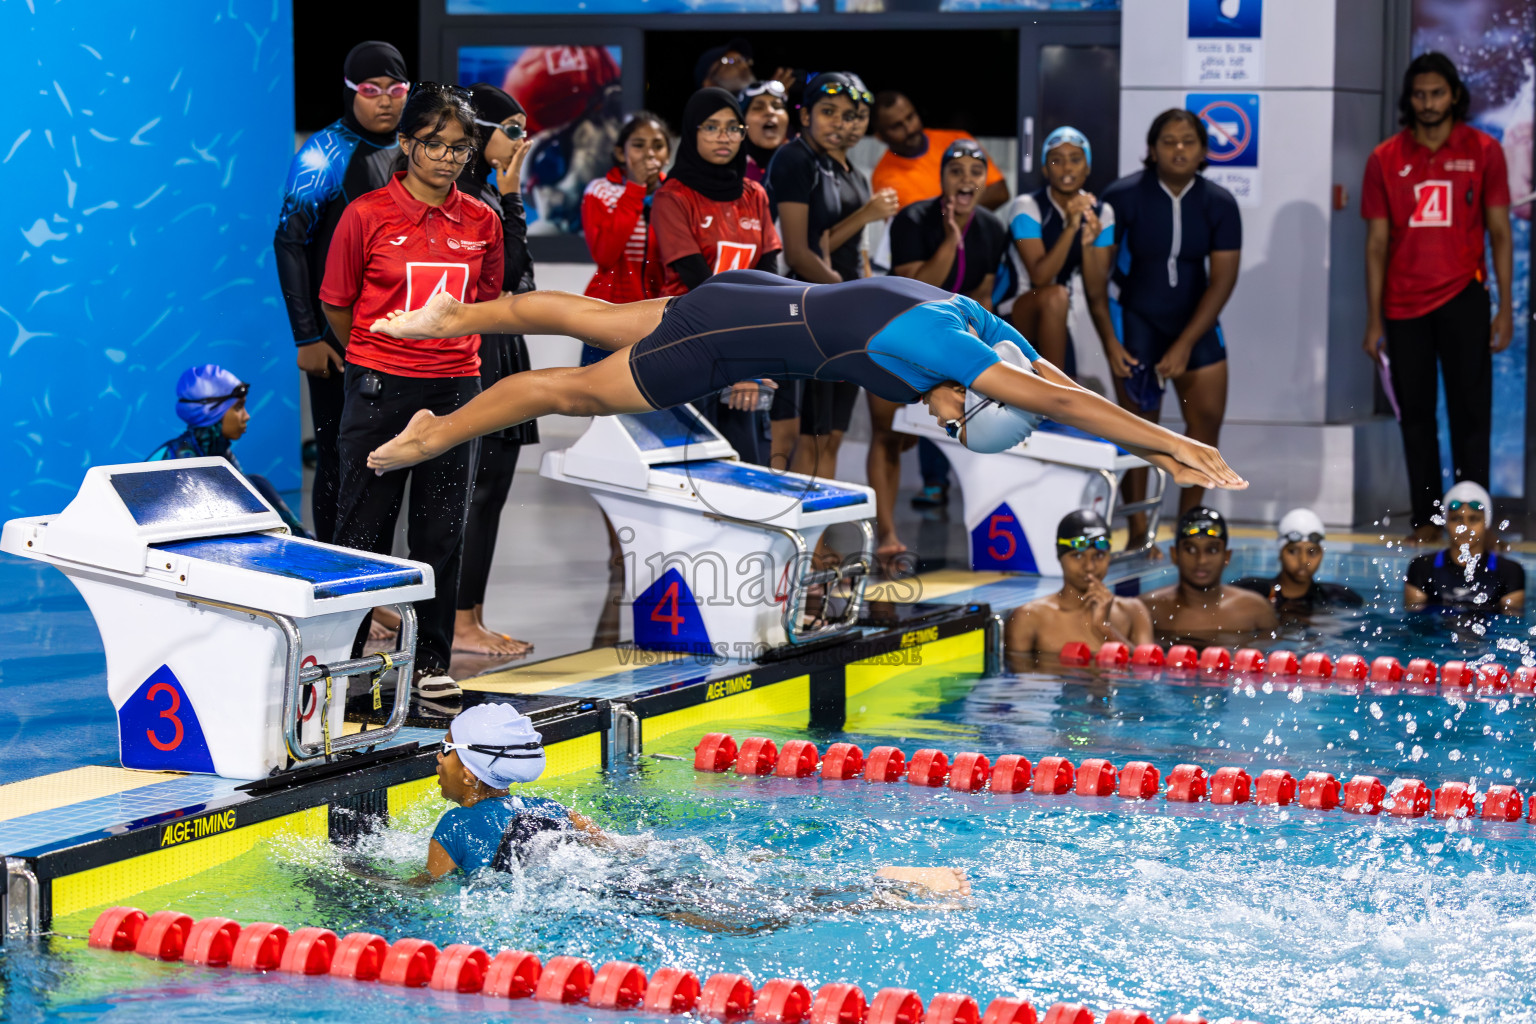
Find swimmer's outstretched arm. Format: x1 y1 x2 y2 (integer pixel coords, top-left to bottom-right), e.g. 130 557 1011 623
370 289 669 352
972 359 1246 491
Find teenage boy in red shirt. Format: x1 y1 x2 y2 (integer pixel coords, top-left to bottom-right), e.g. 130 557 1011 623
1362 51 1513 545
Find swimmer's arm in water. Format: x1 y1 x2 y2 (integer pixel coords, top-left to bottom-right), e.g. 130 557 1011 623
971 359 1246 492
409 839 459 884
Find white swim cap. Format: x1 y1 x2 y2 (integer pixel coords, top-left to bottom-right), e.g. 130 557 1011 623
1276 508 1325 547
449 703 545 789
961 340 1043 453
1443 481 1493 523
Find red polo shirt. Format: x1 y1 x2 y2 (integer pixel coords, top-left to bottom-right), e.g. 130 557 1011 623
1361 122 1510 320
320 172 504 377
651 177 780 297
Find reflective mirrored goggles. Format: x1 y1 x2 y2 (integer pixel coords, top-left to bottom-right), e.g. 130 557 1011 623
1279 531 1325 545
439 739 542 761
345 78 410 99
179 382 250 407
1180 521 1225 539
942 398 996 439
741 80 787 102
1058 534 1111 552
476 117 525 140
809 80 873 107
1447 500 1486 512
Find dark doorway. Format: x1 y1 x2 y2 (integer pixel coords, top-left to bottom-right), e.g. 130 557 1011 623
1017 25 1120 197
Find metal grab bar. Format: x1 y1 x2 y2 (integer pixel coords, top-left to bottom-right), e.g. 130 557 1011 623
4 857 39 942
183 595 416 767
1096 466 1169 560
705 514 874 645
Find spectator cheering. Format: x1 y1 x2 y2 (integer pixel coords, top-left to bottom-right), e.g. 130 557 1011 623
319 83 504 715
274 40 408 543
1362 52 1513 546
739 80 790 185
1101 109 1242 544
651 87 782 465
1404 483 1524 615
997 126 1119 374
582 112 670 311
871 92 1009 211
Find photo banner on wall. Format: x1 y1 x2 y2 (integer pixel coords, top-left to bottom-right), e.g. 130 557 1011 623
1186 0 1263 87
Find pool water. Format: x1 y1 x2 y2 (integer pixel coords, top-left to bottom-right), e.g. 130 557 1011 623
5 543 1536 1023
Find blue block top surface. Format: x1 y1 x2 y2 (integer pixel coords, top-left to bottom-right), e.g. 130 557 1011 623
654 460 868 512
622 409 716 452
156 533 424 599
1035 419 1128 455
111 464 268 527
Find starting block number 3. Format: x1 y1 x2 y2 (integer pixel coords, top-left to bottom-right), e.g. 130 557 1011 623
144 682 185 751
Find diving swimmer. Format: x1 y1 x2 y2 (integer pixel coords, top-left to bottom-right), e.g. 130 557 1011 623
363 270 1249 492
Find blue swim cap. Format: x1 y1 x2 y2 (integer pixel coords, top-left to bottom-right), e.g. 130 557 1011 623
1041 126 1091 170
175 364 248 427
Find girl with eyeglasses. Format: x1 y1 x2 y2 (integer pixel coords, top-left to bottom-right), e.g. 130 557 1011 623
650 88 783 465
318 83 506 715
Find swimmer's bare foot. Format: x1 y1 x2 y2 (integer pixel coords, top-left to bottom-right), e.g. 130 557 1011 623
452 622 529 657
875 865 971 897
876 535 909 577
473 607 533 656
368 290 463 340
368 408 442 474
1404 525 1443 546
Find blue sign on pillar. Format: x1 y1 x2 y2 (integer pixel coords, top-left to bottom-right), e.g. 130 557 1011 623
1188 0 1262 38
970 502 1038 573
634 567 713 653
1187 93 1260 168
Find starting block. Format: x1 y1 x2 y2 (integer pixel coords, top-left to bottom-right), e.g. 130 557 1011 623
1 459 433 779
541 407 874 656
893 407 1167 577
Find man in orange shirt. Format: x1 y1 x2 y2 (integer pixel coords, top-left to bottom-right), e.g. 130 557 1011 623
872 92 1009 210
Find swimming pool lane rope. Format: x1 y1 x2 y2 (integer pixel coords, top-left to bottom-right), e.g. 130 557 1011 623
84 904 1254 1024
692 639 1536 827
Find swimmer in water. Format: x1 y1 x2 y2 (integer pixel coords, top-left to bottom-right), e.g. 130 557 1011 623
1404 482 1525 615
1139 506 1278 641
1231 507 1364 616
360 271 1248 494
1005 509 1153 658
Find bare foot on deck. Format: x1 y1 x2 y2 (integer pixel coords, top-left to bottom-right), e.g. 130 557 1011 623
453 620 531 657
369 291 463 340
368 408 441 474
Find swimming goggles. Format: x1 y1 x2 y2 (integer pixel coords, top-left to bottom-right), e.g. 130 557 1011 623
345 78 409 99
178 382 249 406
1279 530 1325 545
476 118 525 141
439 739 543 761
1447 500 1486 512
1058 534 1111 552
943 398 996 440
1180 521 1225 539
740 80 787 102
808 79 873 108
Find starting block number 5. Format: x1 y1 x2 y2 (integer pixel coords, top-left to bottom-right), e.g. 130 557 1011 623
987 512 1017 561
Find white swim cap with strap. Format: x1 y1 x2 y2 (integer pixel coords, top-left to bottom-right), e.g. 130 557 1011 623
449 703 546 789
1443 480 1493 523
961 340 1044 453
1276 508 1326 547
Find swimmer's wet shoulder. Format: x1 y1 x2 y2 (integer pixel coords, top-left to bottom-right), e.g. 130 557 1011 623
432 794 572 875
865 293 1039 395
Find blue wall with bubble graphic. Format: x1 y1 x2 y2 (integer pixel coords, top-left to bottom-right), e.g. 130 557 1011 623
4 0 296 517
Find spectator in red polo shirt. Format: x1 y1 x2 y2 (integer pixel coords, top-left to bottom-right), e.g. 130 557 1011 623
320 83 504 713
580 111 670 341
1362 52 1514 545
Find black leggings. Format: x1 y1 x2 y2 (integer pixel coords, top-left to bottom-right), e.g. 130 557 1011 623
458 436 521 610
306 368 345 543
1384 280 1492 529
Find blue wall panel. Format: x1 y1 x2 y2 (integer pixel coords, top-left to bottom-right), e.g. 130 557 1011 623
3 0 296 516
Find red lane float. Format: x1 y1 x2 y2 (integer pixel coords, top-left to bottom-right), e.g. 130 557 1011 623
907 749 950 787
1210 767 1252 805
869 987 925 1024
484 950 542 998
735 737 779 776
1117 762 1159 800
1386 779 1431 818
701 973 757 1021
1232 648 1266 674
1515 665 1536 693
811 983 867 1024
1440 661 1473 689
695 733 739 772
134 910 193 961
277 926 336 976
928 992 982 1024
1298 772 1341 811
753 978 813 1023
1130 644 1165 668
185 917 242 968
1432 782 1477 820
378 937 436 988
1369 657 1404 683
864 746 907 783
1059 642 1092 666
1405 659 1438 685
1075 758 1115 797
1104 1012 1154 1024
983 998 1040 1024
1477 663 1511 692
1481 785 1524 822
589 960 648 1009
535 955 595 1004
1165 645 1199 670
774 741 819 779
949 752 992 792
1198 646 1231 673
645 967 702 1015
89 906 147 952
1299 653 1333 679
1032 757 1075 795
820 743 864 781
1266 650 1300 676
1256 769 1296 806
991 755 1032 793
1342 775 1385 815
430 944 489 994
1095 642 1130 668
231 922 289 972
1166 764 1207 803
1335 654 1368 680
1042 1004 1094 1024
331 932 388 981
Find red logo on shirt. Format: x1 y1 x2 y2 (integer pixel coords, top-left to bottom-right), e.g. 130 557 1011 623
1409 180 1453 227
405 262 471 310
713 241 757 274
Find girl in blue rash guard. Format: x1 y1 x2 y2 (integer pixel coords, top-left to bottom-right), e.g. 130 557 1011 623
360 271 1248 495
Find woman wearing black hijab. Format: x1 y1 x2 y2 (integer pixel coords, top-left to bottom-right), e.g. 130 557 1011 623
651 87 782 464
275 40 408 544
452 83 538 658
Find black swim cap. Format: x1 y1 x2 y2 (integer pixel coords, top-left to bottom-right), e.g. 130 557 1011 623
940 138 987 175
1177 506 1228 542
1056 509 1110 555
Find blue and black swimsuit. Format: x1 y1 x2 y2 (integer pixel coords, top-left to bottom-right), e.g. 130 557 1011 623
626 270 1039 410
